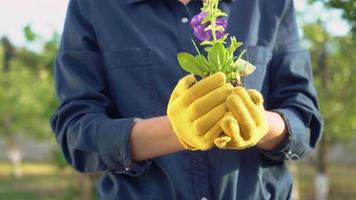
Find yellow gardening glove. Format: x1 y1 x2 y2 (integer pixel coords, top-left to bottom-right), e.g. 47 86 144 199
167 72 233 150
214 87 269 149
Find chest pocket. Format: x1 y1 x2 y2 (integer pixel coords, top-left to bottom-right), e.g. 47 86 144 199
103 48 156 117
242 46 272 92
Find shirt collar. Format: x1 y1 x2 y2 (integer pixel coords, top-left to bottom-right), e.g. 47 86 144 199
127 0 234 5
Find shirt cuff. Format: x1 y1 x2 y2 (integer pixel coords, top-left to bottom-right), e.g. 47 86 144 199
258 108 311 161
99 117 152 176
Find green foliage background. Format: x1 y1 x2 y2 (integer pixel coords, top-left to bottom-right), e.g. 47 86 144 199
304 23 356 143
0 27 59 149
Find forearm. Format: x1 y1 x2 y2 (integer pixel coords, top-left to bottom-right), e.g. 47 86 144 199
256 111 288 151
130 116 184 161
130 111 288 161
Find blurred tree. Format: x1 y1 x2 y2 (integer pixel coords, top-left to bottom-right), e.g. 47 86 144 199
1 37 15 72
0 27 95 200
0 26 59 178
303 21 356 200
24 24 37 42
309 0 356 36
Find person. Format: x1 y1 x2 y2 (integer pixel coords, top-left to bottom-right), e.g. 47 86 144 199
50 0 323 199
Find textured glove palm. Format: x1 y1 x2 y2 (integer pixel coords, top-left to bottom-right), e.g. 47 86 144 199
214 87 269 149
167 73 233 150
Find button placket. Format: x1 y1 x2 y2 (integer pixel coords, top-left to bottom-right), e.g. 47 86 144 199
175 1 200 53
191 151 212 200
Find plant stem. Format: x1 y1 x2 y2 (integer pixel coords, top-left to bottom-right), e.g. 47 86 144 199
191 39 201 55
210 1 217 42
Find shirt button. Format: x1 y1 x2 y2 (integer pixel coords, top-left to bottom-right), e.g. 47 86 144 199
201 197 208 200
181 17 189 24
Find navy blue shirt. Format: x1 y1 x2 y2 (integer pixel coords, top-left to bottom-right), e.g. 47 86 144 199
50 0 323 199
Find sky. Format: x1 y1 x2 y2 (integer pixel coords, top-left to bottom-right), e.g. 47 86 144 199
0 0 350 47
0 0 69 46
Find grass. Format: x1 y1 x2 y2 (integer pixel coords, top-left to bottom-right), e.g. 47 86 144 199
0 162 96 200
295 162 356 200
0 175 80 200
0 162 355 200
0 162 64 176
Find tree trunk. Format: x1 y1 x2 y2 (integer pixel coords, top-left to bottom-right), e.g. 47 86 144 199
314 130 329 200
314 37 329 200
288 162 300 200
6 143 23 178
3 117 23 179
314 173 329 200
78 173 93 200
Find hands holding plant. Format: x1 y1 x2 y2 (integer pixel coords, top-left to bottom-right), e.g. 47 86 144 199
167 0 269 151
167 72 269 151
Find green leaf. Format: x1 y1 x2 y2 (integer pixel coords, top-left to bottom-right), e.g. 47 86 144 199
204 47 212 52
195 55 210 74
237 49 247 61
177 52 205 77
217 34 229 43
221 50 233 72
200 41 215 46
228 36 243 53
208 43 226 71
216 12 228 17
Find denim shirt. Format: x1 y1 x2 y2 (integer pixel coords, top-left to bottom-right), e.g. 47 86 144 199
50 0 323 199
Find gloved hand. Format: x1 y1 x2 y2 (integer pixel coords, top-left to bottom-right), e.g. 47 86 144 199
214 87 269 149
167 72 233 150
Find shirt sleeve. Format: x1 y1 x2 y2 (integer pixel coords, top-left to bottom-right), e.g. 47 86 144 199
260 0 323 161
49 0 151 175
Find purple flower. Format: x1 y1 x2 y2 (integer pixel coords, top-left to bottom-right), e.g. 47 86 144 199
216 18 228 29
215 31 224 39
190 12 228 41
214 18 228 39
193 24 212 41
190 12 208 27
